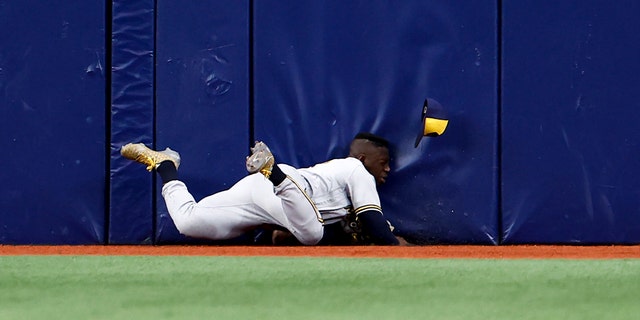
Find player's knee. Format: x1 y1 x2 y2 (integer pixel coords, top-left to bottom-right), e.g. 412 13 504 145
172 219 197 237
169 208 204 237
174 219 220 239
296 224 324 245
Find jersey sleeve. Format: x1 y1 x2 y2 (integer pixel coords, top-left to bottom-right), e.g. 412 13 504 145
345 163 398 245
346 164 382 215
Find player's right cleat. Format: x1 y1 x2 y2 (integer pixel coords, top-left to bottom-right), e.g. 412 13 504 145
120 143 181 172
246 141 275 179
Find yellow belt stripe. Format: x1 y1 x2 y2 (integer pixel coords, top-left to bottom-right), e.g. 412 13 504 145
285 175 324 224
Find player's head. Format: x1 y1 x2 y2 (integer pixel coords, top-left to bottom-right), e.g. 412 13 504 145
349 132 391 184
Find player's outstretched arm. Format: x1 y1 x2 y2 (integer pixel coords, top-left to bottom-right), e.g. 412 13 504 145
358 210 400 245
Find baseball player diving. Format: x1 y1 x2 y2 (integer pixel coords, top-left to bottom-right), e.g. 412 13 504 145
120 99 448 245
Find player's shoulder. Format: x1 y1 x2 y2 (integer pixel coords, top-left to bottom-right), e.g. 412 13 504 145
324 157 364 170
329 157 361 166
331 157 373 178
313 157 357 166
308 157 364 176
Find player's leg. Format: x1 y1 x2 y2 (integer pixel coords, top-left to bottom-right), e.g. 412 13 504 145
273 164 324 244
162 168 323 243
121 142 322 243
246 142 324 245
121 143 271 240
161 175 273 239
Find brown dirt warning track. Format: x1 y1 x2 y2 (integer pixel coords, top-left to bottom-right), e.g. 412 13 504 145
1 245 639 259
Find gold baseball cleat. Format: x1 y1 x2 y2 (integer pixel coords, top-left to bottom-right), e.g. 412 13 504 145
246 141 275 178
120 143 181 171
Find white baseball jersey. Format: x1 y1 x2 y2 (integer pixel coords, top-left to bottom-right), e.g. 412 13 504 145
299 157 382 223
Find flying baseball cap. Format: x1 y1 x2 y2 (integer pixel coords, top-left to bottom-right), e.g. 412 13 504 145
414 98 449 148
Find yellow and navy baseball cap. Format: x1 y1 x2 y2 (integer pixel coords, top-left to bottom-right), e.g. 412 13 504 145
414 98 449 148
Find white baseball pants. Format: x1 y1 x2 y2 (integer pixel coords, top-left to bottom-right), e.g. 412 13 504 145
160 164 324 245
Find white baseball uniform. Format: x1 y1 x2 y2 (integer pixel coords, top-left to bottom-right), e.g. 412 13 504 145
161 157 382 245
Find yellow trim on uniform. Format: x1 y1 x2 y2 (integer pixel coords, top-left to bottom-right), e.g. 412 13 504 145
424 118 449 136
354 204 382 215
285 175 324 224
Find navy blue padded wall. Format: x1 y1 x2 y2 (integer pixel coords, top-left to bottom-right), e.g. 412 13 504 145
109 0 155 244
254 0 499 244
0 1 106 244
502 1 640 244
155 0 250 243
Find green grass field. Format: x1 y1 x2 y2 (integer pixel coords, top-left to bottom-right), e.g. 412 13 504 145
0 256 638 319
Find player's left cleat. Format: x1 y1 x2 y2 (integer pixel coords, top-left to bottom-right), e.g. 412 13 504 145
120 143 181 171
246 141 275 178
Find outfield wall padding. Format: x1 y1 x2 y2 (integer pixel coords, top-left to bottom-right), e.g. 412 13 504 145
0 0 106 244
254 0 499 244
109 0 156 244
501 0 640 244
2 1 639 245
154 0 250 243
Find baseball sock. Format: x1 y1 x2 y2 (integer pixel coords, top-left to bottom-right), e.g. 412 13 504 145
156 161 178 184
269 164 286 186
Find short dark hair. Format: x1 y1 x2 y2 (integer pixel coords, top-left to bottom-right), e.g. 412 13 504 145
353 132 389 148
